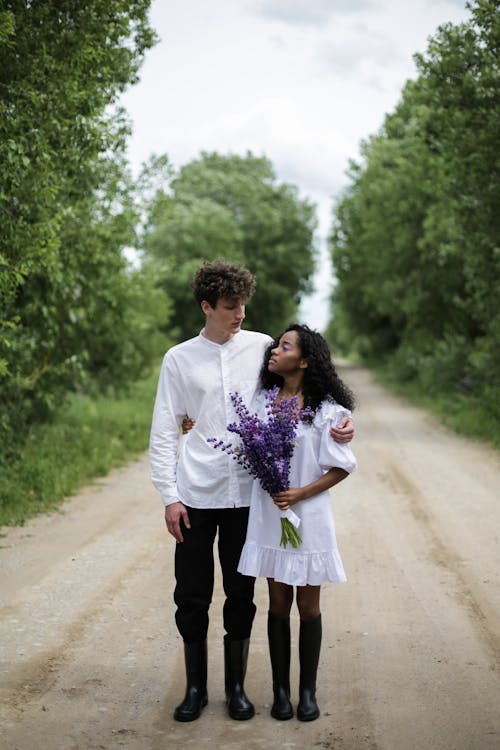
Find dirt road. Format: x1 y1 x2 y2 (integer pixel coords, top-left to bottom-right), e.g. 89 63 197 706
1 365 499 750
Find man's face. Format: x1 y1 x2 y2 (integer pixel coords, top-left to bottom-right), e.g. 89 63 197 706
204 297 246 336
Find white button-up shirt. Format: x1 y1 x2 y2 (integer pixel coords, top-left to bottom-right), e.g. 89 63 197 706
149 329 272 508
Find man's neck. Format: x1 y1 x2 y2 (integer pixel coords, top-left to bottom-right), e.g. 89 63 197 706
201 325 237 345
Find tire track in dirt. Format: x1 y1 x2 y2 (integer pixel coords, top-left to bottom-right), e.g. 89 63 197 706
381 457 500 666
1 543 160 712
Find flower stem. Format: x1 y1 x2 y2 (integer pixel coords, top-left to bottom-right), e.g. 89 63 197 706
280 517 302 548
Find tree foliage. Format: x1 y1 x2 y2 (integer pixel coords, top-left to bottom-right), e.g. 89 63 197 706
329 0 499 408
141 151 317 339
0 1 167 452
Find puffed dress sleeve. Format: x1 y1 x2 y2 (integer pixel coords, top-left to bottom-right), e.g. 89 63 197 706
317 400 357 474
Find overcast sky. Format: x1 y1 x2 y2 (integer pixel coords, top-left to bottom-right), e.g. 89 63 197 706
120 0 471 330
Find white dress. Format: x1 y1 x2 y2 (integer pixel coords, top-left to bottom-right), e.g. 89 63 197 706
238 396 357 586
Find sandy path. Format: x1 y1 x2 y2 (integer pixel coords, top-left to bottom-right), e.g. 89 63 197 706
1 364 499 750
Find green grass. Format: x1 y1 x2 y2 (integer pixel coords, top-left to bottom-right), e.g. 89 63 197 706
373 367 500 449
0 371 159 526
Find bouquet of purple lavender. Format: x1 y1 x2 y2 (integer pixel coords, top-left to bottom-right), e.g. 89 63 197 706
208 386 309 548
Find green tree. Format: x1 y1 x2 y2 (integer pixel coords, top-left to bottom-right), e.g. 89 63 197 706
142 151 317 339
329 0 499 405
0 1 163 450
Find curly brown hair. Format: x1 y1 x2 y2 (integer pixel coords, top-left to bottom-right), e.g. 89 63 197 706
192 259 256 307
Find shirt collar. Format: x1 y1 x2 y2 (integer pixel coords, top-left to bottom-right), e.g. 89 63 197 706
198 329 243 349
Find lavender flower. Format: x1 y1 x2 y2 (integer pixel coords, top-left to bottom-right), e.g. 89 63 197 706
208 387 310 548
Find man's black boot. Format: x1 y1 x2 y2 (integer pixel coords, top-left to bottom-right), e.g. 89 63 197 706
174 640 208 722
268 612 293 720
297 615 322 721
224 636 255 720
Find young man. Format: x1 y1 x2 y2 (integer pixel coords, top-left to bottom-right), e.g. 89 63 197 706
149 260 354 722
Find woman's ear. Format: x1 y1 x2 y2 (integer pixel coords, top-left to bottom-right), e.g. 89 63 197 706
300 358 308 369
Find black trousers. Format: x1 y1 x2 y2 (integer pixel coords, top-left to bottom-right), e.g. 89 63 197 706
174 506 256 644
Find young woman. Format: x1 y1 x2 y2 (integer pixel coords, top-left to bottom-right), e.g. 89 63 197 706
237 324 356 722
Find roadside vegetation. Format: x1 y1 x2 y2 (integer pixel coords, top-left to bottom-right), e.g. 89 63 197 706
0 371 158 526
327 0 499 444
373 363 500 448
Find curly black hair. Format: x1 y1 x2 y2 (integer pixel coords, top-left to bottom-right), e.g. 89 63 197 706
192 259 256 307
259 323 355 419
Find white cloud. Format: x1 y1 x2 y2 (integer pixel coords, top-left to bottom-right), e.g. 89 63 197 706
317 27 399 74
427 0 468 8
255 0 374 27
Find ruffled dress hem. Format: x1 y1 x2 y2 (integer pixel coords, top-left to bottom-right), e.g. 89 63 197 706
238 539 347 587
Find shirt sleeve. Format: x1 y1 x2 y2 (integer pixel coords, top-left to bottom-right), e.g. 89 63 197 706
317 402 357 474
149 352 187 506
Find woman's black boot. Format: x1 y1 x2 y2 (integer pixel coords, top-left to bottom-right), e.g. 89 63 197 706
267 612 293 720
224 636 255 720
173 640 208 722
297 614 322 721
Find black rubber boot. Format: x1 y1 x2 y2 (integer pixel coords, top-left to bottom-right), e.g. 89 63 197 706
173 640 208 722
267 612 293 720
297 614 322 721
224 636 255 720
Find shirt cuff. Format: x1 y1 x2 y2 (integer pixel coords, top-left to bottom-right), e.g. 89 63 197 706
162 492 181 507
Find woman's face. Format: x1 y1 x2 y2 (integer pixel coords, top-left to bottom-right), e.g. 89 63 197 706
268 330 307 376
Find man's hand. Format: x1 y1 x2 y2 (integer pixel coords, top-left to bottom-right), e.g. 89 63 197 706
181 415 195 435
165 502 190 543
330 416 354 444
